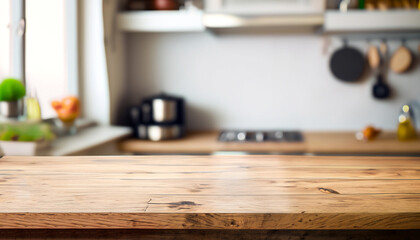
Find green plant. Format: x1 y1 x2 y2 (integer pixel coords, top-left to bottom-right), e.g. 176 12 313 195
0 78 26 101
0 123 55 142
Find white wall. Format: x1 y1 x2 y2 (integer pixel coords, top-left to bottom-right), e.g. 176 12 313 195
126 32 420 131
79 0 111 125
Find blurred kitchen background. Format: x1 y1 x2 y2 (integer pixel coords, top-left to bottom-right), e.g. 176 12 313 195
0 0 419 156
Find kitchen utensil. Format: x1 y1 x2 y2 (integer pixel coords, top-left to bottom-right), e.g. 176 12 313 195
367 45 380 69
130 93 186 141
372 40 391 99
373 74 391 99
330 40 365 82
147 124 184 141
390 43 413 73
140 93 185 124
379 41 388 57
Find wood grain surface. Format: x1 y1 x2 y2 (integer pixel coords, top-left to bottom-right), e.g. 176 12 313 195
118 131 420 154
305 132 420 154
1 155 420 229
1 229 419 240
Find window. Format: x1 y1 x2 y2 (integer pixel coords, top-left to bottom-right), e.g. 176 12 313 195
0 0 10 78
1 0 77 119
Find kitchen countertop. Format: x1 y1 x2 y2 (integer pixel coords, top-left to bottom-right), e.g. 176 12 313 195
119 131 420 155
38 125 132 156
1 155 420 230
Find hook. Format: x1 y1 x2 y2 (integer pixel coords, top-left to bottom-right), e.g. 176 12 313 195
342 38 348 46
379 40 388 56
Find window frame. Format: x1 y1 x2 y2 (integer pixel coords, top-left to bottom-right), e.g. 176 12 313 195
9 0 79 99
64 0 78 96
9 0 25 84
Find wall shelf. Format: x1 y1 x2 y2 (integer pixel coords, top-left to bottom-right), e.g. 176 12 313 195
117 9 420 33
203 13 324 29
117 10 205 32
324 10 420 33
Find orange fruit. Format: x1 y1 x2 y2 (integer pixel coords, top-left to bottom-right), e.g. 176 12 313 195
51 96 80 122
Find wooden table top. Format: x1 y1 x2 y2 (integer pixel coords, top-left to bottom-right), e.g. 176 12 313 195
1 155 420 230
119 131 420 155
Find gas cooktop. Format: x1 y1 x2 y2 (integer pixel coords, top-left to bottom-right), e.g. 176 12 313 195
218 130 303 143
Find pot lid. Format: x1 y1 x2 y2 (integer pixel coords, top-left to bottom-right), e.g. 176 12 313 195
143 92 184 102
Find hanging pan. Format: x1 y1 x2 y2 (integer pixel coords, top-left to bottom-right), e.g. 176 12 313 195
329 39 365 82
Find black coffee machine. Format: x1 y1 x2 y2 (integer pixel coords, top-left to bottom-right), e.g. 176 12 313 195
130 93 185 141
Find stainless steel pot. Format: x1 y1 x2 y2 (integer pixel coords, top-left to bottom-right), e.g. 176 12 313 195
140 93 185 124
0 100 23 118
152 98 177 122
147 124 183 141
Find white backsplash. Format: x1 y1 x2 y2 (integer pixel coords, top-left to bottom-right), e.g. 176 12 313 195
126 32 420 131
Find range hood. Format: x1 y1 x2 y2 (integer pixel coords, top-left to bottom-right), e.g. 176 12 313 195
203 0 325 29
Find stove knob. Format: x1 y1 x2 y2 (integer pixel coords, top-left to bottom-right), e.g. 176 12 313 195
274 131 284 140
237 132 246 141
225 132 236 141
255 132 264 142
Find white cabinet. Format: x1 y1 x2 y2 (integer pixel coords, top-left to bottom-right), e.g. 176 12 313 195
324 10 420 33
